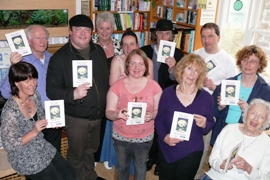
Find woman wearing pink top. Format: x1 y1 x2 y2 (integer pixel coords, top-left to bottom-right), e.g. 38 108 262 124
106 49 162 180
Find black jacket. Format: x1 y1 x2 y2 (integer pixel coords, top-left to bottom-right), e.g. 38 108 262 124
46 40 109 120
141 45 184 89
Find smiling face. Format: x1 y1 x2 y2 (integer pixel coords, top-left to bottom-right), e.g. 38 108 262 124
28 26 48 56
96 21 113 41
127 54 146 78
69 26 92 49
245 104 268 133
122 35 139 56
15 78 37 97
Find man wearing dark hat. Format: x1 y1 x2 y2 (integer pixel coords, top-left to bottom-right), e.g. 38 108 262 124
46 14 109 180
141 19 184 175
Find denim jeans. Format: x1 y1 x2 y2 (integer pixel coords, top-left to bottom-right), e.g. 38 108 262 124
113 138 153 180
25 152 75 180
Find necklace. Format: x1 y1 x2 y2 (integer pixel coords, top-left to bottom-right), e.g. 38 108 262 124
179 86 196 96
20 98 35 121
242 129 259 152
98 40 111 50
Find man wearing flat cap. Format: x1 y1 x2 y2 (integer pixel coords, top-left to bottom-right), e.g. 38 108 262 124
46 14 108 180
141 19 184 175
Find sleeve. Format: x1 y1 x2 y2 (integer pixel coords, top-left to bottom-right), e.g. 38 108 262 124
200 93 215 135
152 80 162 95
246 141 270 179
0 101 23 152
0 75 12 99
155 90 170 142
46 54 76 105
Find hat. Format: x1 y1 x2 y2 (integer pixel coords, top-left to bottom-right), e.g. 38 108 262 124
69 14 93 29
150 19 178 34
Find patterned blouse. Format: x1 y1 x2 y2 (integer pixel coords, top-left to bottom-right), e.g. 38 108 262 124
0 91 56 175
92 34 122 56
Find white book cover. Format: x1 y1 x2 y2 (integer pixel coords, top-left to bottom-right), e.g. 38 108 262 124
157 40 176 63
170 111 194 141
224 142 242 172
5 29 32 56
220 80 240 106
45 100 65 128
205 57 221 76
126 102 147 125
72 60 92 87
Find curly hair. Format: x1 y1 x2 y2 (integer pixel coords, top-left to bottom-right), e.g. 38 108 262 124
242 98 270 130
174 54 207 89
235 45 267 73
96 11 115 31
125 49 149 77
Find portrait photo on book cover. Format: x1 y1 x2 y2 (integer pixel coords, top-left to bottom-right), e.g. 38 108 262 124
12 35 25 50
50 105 61 120
225 85 236 98
162 45 172 57
77 66 88 79
176 118 188 133
206 60 216 72
131 107 142 119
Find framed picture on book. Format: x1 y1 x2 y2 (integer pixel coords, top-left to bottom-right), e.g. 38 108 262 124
224 142 242 172
126 102 147 125
220 80 240 105
157 40 176 63
5 29 32 56
45 100 65 128
72 60 92 87
205 57 221 76
169 111 194 141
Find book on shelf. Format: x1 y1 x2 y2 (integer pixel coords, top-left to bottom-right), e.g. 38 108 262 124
143 13 148 30
134 12 140 30
138 0 150 11
188 0 198 10
111 0 117 11
100 0 110 10
163 0 174 6
119 13 127 30
176 0 186 7
129 0 138 11
175 12 185 23
164 7 173 20
117 0 121 11
157 6 163 18
187 11 196 25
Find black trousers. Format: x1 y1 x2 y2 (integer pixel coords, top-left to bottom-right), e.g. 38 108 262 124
42 128 62 153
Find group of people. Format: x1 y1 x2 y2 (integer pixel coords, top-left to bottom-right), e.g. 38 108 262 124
0 11 270 180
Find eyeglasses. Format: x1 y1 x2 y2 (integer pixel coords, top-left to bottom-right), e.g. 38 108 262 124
241 59 259 66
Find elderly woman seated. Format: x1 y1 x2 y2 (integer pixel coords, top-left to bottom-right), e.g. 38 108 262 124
201 98 270 180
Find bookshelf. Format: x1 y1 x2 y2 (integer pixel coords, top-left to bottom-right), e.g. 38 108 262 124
150 0 219 52
88 0 153 46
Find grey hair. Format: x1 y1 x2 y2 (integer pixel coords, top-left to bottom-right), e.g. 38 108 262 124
96 12 115 30
25 25 49 39
153 30 173 42
242 98 270 130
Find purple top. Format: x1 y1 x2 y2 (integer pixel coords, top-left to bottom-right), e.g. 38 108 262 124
0 51 51 108
155 85 215 163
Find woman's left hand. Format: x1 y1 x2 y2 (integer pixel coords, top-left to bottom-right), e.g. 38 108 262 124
231 156 253 174
145 112 153 122
238 99 248 112
165 57 176 71
194 114 206 128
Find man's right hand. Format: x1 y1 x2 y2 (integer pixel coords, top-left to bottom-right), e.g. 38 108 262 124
74 82 91 100
10 52 23 64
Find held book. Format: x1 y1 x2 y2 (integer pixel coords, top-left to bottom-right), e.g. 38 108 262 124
205 56 221 76
5 29 32 56
169 111 194 141
220 80 240 106
126 102 147 125
157 40 176 63
72 60 92 87
224 142 242 172
45 100 65 128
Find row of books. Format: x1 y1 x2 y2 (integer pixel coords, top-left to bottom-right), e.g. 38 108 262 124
173 29 195 53
157 6 173 20
93 12 148 31
175 11 197 25
112 31 149 47
94 0 150 11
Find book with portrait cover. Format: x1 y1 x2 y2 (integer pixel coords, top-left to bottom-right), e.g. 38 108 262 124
5 29 32 56
157 40 176 63
72 60 92 87
45 100 65 128
205 57 221 76
220 80 240 106
224 142 242 172
126 102 147 125
170 111 194 141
